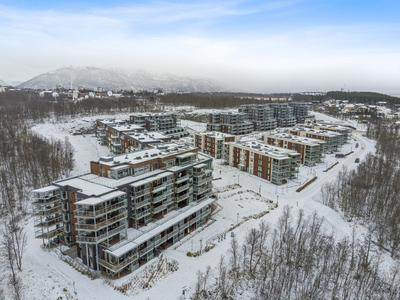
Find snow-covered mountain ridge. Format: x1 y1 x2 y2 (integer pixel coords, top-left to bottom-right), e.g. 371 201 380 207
17 66 224 92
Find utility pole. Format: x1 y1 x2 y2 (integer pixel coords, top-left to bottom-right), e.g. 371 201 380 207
277 195 279 206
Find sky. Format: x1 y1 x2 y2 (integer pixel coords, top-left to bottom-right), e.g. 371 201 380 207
0 0 399 93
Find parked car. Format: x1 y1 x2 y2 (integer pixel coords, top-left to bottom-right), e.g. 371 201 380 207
335 153 344 158
355 158 360 163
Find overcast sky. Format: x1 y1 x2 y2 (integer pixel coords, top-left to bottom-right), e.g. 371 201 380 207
0 0 399 93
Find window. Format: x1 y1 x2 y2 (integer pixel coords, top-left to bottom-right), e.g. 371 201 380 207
258 172 262 177
258 166 262 171
258 160 262 165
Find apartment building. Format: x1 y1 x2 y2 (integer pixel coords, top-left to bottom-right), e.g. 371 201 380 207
288 102 312 124
106 124 145 156
288 127 343 153
120 131 171 153
300 123 351 144
263 133 326 166
239 104 277 131
96 119 126 145
193 132 237 159
31 143 215 278
206 112 254 135
227 140 301 185
129 112 181 132
271 104 297 127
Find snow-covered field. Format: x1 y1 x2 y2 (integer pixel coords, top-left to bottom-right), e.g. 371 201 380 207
24 112 379 300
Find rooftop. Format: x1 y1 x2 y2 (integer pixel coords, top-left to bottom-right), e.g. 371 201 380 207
122 131 170 143
55 177 114 196
234 140 300 159
265 132 326 145
96 143 196 167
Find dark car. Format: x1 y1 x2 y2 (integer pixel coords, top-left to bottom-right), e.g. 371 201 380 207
355 158 360 163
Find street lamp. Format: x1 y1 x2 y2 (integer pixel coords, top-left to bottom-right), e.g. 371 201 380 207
237 174 241 185
277 195 279 206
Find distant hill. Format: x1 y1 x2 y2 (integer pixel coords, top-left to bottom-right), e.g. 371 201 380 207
325 91 400 105
0 79 9 86
17 66 224 93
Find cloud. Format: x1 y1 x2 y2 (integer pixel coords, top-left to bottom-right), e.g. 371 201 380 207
0 1 399 93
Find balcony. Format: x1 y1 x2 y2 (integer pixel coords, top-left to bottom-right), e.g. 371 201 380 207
33 203 62 216
76 212 126 231
31 196 60 205
176 192 189 202
111 140 121 146
76 224 127 244
132 188 150 197
132 209 151 219
34 216 62 228
152 191 173 204
75 201 126 218
180 222 190 231
139 242 155 257
133 199 150 209
193 186 211 195
189 215 201 226
98 253 138 273
175 174 189 184
196 192 212 203
175 184 189 194
35 227 63 239
111 134 119 139
154 235 168 247
193 170 205 177
195 176 212 186
152 204 166 214
167 229 179 239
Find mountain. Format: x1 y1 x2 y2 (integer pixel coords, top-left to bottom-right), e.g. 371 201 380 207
17 66 223 92
0 79 9 86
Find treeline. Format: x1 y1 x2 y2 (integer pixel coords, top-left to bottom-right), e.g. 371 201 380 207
321 122 400 258
0 91 155 122
159 93 274 109
0 91 76 299
191 207 400 299
324 91 400 105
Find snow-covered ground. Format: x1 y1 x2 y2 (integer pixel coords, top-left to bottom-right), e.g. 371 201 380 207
24 112 379 300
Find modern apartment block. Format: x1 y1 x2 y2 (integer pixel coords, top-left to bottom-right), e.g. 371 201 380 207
271 104 297 127
288 102 312 124
129 112 181 132
301 123 351 144
206 112 254 135
239 104 277 131
263 133 326 166
193 132 237 159
105 124 145 156
287 127 343 153
97 116 188 156
120 131 171 153
31 143 215 278
226 140 301 185
96 119 126 146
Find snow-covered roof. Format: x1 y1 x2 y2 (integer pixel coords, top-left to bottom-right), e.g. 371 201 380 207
32 185 59 193
264 133 326 145
96 143 197 166
193 163 207 168
130 179 152 187
55 177 114 196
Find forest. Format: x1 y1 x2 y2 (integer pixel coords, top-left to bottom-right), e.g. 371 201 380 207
321 91 400 105
191 207 400 299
